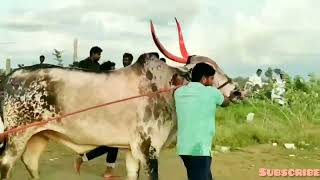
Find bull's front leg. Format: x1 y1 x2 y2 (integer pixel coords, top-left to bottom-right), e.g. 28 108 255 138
148 159 159 180
148 146 159 180
130 135 160 180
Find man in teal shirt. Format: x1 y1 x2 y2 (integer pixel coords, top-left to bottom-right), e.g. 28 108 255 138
174 62 228 180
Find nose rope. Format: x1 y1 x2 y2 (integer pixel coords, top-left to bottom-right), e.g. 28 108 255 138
217 78 232 89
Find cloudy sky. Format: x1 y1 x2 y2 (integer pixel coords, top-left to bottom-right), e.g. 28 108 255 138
1 0 319 77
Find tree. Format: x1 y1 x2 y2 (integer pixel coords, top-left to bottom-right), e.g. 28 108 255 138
293 75 309 92
232 76 249 89
52 49 64 66
273 68 282 74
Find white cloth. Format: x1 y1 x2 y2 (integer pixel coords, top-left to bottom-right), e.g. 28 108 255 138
247 74 263 88
271 74 286 105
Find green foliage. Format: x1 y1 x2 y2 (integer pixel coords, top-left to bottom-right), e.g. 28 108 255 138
293 76 309 92
214 75 320 149
232 76 248 89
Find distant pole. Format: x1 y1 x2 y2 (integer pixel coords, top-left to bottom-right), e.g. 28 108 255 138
6 58 11 75
73 38 78 62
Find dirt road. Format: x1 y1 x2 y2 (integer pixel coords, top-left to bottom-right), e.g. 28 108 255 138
10 143 320 180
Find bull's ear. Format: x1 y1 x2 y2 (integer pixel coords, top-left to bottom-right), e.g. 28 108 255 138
176 66 192 81
170 73 185 86
186 56 192 64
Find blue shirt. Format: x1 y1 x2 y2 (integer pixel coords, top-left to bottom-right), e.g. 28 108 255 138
174 82 224 156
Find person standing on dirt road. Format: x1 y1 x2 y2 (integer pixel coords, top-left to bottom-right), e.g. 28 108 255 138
174 62 232 180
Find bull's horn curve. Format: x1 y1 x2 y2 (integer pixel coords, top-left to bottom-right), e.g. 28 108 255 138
175 17 189 59
150 18 189 64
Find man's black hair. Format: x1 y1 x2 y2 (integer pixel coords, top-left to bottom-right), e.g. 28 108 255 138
100 61 115 71
90 46 103 56
191 63 215 82
123 53 133 60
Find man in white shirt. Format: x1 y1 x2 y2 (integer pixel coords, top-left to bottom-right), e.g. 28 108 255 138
245 69 264 92
271 72 286 105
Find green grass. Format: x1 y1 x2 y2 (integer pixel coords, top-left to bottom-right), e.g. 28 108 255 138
214 97 320 149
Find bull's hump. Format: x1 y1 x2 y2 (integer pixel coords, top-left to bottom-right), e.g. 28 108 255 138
135 52 160 66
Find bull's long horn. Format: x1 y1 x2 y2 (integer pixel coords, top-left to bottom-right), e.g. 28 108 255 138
175 18 189 59
150 20 188 64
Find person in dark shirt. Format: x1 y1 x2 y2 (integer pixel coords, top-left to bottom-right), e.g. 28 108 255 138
39 55 45 64
78 46 102 71
122 53 133 67
100 61 116 71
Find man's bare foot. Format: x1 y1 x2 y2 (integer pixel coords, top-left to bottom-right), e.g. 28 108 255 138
73 157 83 174
103 167 116 178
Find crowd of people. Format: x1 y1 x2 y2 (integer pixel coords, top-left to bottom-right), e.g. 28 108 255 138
37 47 166 71
245 68 287 106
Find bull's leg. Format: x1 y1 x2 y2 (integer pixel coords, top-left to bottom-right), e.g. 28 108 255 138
131 136 160 180
125 150 140 180
145 146 159 180
21 134 49 179
1 136 30 180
